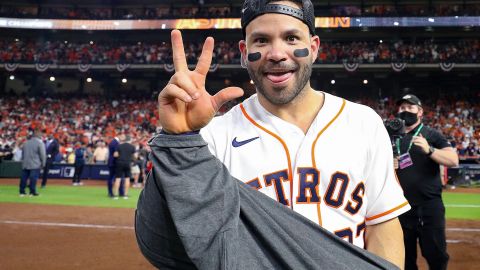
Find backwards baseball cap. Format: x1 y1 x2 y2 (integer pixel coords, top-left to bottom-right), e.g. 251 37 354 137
396 94 422 107
241 0 316 38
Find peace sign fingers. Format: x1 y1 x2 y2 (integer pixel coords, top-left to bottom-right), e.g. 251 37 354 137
194 36 214 76
171 30 189 72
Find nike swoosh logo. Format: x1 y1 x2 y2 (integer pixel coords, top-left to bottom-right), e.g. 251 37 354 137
232 136 259 148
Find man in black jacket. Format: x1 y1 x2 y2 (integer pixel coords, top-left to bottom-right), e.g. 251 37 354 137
41 133 59 188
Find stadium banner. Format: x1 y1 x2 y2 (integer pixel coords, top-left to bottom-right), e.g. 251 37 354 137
43 163 110 180
0 16 478 30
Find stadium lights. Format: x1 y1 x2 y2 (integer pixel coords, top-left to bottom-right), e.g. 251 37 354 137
122 78 127 84
393 21 399 26
64 40 68 44
49 76 55 82
86 77 93 83
9 75 15 80
89 41 94 45
379 40 383 43
363 79 368 85
15 38 19 42
250 80 254 85
331 80 335 85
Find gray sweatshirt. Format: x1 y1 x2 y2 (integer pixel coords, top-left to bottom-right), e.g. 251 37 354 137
135 134 399 270
21 136 46 170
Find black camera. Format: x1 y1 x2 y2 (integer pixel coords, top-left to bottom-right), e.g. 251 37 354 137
384 118 406 138
384 118 406 157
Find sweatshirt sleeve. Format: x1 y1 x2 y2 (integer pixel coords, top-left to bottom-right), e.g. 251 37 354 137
136 134 239 270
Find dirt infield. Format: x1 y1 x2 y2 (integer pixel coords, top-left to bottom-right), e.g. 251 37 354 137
1 180 479 269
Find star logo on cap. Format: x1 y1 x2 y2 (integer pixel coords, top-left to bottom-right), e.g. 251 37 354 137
404 95 411 99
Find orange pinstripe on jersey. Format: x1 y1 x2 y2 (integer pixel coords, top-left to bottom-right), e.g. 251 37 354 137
311 99 346 226
365 201 409 221
240 103 294 208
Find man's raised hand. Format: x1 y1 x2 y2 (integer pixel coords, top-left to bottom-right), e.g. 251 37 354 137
158 30 244 134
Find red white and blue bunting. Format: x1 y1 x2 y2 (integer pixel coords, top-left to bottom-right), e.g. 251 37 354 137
164 63 175 73
439 62 455 72
35 63 49 72
391 62 407 72
4 63 19 72
78 64 91 73
343 62 359 72
116 63 130 72
209 63 219 72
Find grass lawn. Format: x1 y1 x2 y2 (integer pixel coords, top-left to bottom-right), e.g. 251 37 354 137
0 184 141 208
0 184 479 220
443 192 480 220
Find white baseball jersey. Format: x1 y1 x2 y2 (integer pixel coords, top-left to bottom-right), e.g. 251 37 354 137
200 92 410 248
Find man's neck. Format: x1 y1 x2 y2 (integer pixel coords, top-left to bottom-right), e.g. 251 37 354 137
405 121 421 133
257 88 324 134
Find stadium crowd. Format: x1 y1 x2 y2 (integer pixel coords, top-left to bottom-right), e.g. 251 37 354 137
1 3 479 19
0 94 479 165
0 39 479 65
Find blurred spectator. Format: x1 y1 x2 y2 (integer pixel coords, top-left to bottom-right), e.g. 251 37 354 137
0 38 478 65
72 142 86 186
113 135 136 199
92 141 108 164
66 148 75 164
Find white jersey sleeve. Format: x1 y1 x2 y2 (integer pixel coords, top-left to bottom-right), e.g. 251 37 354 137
364 110 410 225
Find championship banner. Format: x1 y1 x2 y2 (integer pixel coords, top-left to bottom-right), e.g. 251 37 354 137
439 62 455 72
1 16 479 30
116 63 130 72
391 62 407 72
4 63 19 71
78 63 91 72
35 63 49 72
343 62 359 72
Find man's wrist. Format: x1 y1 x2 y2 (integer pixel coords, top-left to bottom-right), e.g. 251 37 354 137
160 129 200 136
427 146 435 156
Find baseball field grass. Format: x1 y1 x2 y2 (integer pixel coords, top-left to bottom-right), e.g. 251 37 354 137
0 183 479 220
0 184 141 208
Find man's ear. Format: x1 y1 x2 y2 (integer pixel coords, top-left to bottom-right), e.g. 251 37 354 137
239 40 248 68
418 106 424 118
310 35 320 63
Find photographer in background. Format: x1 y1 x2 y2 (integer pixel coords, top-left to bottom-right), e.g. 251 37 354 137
394 94 459 270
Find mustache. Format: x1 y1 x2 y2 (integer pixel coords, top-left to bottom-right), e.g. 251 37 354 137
260 62 299 73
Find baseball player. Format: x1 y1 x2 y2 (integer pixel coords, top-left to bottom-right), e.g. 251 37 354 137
153 0 410 268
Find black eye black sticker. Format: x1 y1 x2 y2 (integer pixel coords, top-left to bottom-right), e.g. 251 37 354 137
247 52 262 62
293 48 309 58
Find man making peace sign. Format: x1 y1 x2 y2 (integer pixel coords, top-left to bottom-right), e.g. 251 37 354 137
136 1 410 269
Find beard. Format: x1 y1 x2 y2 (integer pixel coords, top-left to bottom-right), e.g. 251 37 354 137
246 59 312 105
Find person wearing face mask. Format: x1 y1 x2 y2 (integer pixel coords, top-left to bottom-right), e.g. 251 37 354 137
394 94 459 270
